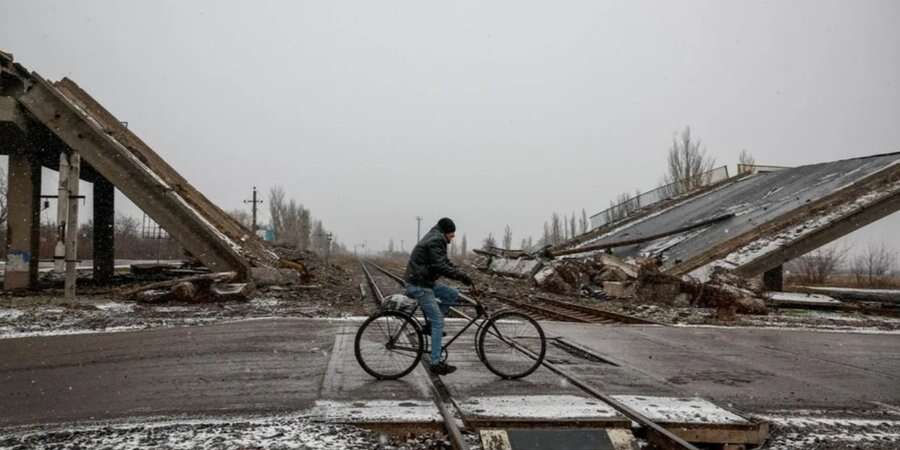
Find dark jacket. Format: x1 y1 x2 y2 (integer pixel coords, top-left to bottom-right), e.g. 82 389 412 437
404 226 470 288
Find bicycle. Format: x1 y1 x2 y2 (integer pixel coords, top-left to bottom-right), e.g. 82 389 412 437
354 289 546 380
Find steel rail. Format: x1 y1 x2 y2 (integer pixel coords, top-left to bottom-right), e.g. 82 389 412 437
533 295 663 325
358 260 469 450
365 260 700 450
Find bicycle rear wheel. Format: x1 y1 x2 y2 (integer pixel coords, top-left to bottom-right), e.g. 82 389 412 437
354 311 424 380
477 311 546 379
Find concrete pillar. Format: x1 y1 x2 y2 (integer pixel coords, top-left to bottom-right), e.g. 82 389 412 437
93 177 115 283
763 265 784 292
4 149 41 290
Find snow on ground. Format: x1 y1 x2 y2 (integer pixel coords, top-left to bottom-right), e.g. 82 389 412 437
306 400 442 423
0 415 406 450
756 410 900 450
611 395 749 425
458 395 619 420
0 309 23 321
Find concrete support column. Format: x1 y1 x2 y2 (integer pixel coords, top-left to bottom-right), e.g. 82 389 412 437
4 149 41 290
93 177 115 283
763 265 784 292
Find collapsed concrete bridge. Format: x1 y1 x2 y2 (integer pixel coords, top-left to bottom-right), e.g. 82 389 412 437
479 151 900 294
1 51 277 290
556 151 900 289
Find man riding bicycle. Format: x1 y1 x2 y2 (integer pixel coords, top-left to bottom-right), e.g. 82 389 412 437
404 217 474 375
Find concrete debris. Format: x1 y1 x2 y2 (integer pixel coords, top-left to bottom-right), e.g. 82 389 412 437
603 281 634 299
480 250 769 318
251 267 303 287
122 271 256 303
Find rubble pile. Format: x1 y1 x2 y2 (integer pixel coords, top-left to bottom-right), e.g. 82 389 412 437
475 250 768 320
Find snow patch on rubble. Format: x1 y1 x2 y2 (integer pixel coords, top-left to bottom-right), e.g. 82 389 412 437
723 179 900 267
639 227 709 259
612 395 749 425
94 302 135 313
458 395 619 419
766 292 841 305
488 257 542 277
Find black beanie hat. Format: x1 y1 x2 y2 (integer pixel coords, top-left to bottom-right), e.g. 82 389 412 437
437 217 456 234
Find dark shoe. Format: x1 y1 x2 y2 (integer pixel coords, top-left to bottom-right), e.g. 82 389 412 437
429 362 457 375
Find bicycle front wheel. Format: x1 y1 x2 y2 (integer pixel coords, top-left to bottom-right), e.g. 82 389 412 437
354 311 424 380
477 311 546 379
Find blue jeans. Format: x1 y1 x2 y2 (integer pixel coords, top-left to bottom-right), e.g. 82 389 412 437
406 283 459 364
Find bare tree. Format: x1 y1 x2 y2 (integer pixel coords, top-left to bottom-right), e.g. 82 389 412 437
580 209 589 234
482 233 497 249
550 213 562 245
268 186 286 238
449 239 458 259
569 212 577 238
664 127 716 195
502 225 513 249
268 185 313 249
461 234 468 257
738 149 756 174
228 209 253 230
738 149 755 166
606 191 637 223
851 243 897 288
790 245 847 284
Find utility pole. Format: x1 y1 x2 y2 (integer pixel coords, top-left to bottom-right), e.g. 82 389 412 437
54 153 70 273
64 153 81 299
416 216 422 242
243 186 263 233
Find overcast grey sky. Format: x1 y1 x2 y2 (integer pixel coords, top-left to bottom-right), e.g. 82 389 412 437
3 0 899 255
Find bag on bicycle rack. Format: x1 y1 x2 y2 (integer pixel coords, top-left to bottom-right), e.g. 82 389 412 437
382 294 417 315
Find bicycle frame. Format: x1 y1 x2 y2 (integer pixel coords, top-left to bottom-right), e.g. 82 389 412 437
385 296 495 356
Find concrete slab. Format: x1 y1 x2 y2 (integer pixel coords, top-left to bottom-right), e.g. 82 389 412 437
457 395 627 428
611 396 748 425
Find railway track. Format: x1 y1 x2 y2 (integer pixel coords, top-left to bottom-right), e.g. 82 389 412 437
488 292 662 325
363 259 655 325
358 261 470 450
359 259 699 450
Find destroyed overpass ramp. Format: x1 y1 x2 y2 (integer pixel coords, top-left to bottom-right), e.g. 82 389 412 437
570 152 900 278
18 73 277 278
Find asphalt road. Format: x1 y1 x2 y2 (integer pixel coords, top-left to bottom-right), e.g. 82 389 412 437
2 319 898 428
